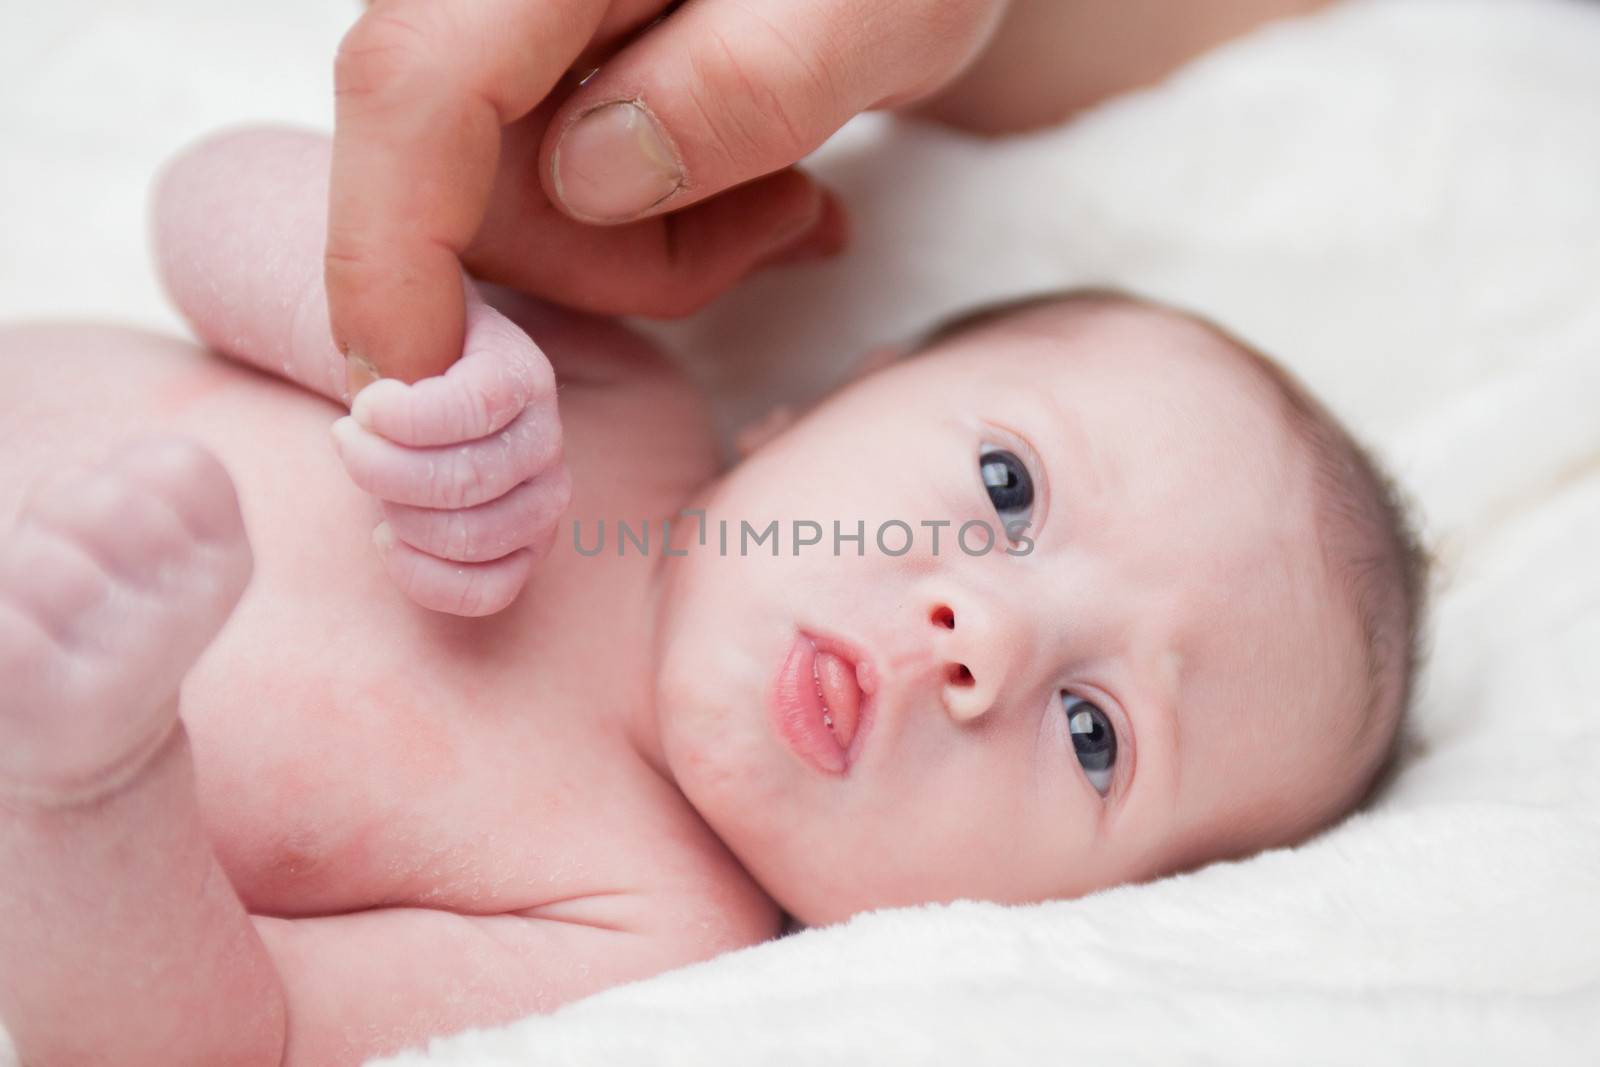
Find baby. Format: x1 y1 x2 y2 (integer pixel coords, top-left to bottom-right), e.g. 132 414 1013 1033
0 128 1425 1066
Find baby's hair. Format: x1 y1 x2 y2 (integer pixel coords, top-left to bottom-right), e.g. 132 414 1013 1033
909 287 1431 830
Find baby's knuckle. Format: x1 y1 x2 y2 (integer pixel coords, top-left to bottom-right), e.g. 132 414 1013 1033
449 568 487 618
141 436 220 484
130 440 240 540
448 449 488 510
548 466 574 518
518 418 562 476
464 382 498 440
0 598 58 667
123 498 196 566
28 524 109 584
514 350 556 405
385 539 423 594
445 509 474 561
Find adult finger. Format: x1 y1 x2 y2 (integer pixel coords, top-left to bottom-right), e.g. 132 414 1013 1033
351 285 557 448
468 115 848 318
326 0 613 387
540 0 1006 224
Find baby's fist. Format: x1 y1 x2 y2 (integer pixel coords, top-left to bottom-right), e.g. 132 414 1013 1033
331 287 571 617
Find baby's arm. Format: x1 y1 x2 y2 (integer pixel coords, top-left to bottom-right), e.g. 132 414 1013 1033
154 129 570 617
910 0 1331 134
154 127 349 403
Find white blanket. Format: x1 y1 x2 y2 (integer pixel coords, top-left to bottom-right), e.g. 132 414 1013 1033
3 0 1599 1063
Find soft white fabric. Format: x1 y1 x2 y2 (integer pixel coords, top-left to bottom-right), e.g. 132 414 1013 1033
3 0 1599 1064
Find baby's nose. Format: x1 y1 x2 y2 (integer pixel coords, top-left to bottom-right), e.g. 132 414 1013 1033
925 596 1017 724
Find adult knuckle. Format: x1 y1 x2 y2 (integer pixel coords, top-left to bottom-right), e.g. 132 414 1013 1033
334 8 444 105
686 18 818 170
323 238 388 303
900 0 998 78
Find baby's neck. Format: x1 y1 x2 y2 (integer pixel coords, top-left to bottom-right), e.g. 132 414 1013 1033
616 479 720 788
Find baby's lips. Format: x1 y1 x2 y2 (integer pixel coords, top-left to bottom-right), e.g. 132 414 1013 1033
815 650 861 750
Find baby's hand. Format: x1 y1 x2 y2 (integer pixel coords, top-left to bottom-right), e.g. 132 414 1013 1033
330 287 571 617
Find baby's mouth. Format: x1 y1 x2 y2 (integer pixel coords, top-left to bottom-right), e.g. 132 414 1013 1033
814 649 862 750
770 630 878 776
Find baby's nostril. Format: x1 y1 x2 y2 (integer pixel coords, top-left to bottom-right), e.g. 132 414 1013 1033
931 605 955 629
947 663 973 687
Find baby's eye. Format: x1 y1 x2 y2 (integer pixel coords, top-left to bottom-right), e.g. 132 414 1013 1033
1063 694 1116 797
979 447 1033 533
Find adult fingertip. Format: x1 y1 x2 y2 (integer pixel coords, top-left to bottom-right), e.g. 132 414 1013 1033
346 352 382 409
758 182 825 257
815 190 850 254
756 189 851 269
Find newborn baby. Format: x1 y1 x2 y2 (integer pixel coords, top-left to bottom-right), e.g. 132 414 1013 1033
0 129 1425 1066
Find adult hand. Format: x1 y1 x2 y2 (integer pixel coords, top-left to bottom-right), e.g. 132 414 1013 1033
327 0 1010 391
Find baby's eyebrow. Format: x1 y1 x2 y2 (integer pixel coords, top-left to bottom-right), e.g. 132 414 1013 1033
1032 391 1111 514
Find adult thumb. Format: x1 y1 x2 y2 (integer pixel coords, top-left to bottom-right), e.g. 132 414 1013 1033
541 0 1005 224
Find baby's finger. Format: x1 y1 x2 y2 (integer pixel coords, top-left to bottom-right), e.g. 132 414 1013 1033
330 399 561 511
371 524 534 618
378 467 571 564
351 292 556 448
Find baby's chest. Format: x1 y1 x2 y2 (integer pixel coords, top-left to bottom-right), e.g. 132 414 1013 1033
177 563 708 922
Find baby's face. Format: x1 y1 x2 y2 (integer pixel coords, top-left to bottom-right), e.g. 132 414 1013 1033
654 303 1365 926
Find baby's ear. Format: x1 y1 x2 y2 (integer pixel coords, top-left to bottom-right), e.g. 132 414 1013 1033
733 405 798 459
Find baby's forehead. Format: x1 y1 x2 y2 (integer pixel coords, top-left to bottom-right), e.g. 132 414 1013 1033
929 302 1304 508
949 299 1266 391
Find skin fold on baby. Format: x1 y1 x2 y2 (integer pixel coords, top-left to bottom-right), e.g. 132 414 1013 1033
0 128 1390 1066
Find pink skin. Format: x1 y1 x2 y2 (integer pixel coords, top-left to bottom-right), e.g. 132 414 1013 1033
157 127 571 617
0 441 252 805
0 132 1366 1064
649 303 1370 927
322 0 998 385
0 441 282 1063
330 285 572 615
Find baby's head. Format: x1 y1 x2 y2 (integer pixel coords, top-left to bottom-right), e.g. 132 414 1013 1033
653 290 1427 926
